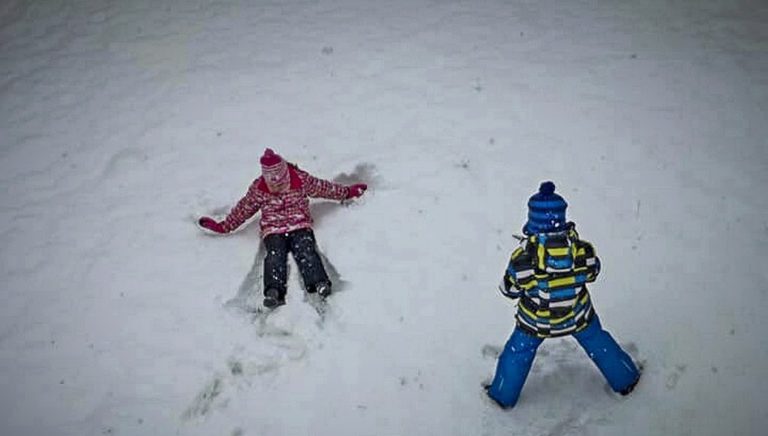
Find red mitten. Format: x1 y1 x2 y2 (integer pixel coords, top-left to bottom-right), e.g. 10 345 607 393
346 183 367 199
198 216 226 234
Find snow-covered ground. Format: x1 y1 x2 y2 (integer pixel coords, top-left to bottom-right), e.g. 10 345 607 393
1 0 766 435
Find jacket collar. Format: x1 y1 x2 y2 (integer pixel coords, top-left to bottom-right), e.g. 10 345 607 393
256 164 302 193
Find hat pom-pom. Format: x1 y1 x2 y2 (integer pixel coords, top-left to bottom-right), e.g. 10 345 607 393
539 181 556 195
260 148 284 167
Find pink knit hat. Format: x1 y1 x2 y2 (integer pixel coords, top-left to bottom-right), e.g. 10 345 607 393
260 148 289 189
260 148 284 168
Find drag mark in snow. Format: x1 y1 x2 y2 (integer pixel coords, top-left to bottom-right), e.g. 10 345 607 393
225 241 266 315
665 364 687 390
99 147 148 181
182 347 308 421
182 377 225 420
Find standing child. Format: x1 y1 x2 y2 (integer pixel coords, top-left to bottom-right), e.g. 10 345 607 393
487 181 640 408
198 148 367 309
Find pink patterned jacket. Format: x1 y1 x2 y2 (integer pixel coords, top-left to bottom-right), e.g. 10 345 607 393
220 164 350 237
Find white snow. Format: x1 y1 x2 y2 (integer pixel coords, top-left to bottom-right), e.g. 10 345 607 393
1 0 767 435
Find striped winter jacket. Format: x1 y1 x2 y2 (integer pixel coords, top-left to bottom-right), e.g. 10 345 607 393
500 224 601 338
220 164 349 237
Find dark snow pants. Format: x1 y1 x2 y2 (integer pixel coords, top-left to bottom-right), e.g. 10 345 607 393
263 228 330 299
488 316 640 408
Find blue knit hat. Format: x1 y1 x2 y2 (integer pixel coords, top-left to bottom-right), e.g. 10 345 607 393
523 181 568 235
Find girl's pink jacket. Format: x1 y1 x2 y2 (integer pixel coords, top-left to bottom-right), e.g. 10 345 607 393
220 164 349 237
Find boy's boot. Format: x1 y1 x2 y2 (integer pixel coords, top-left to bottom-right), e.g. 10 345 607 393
620 370 642 396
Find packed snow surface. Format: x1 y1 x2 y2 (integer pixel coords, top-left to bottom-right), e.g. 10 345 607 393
1 0 766 435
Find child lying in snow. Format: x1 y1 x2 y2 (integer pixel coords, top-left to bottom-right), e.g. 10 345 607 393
198 148 367 309
487 181 641 408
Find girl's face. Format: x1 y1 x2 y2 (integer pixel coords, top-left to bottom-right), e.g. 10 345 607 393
263 165 289 192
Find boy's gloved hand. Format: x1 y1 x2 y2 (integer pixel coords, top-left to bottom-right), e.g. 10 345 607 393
346 183 367 199
198 216 226 234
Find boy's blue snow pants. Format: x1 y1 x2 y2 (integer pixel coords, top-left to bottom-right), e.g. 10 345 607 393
488 316 640 408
